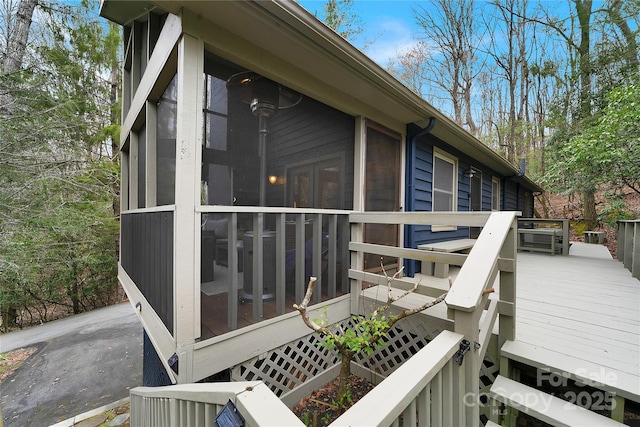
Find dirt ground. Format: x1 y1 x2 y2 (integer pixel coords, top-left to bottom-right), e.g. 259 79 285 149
292 375 375 426
535 190 640 259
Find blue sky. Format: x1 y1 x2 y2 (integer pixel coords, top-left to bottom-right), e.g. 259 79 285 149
297 0 423 66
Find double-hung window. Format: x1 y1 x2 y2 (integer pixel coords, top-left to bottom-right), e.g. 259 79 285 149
432 150 457 231
491 177 501 211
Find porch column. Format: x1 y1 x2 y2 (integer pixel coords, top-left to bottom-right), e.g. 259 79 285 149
350 116 366 314
173 31 204 383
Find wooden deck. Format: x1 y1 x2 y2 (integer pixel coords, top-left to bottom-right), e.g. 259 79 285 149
506 242 640 402
414 241 640 402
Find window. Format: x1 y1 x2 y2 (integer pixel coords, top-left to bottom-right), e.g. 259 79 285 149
432 150 457 231
433 151 456 212
287 158 342 209
492 177 501 211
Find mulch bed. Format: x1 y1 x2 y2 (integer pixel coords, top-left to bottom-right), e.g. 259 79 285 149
292 375 375 427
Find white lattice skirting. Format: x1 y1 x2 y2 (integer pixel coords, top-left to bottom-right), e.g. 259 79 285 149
230 315 500 419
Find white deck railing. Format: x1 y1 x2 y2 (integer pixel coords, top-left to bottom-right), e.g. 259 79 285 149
128 211 518 427
330 330 465 427
129 382 304 427
129 331 463 427
617 220 639 279
348 211 518 426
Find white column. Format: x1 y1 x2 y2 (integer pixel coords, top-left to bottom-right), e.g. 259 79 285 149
350 117 366 314
173 32 204 383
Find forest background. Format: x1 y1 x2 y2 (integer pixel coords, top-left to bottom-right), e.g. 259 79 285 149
0 0 638 331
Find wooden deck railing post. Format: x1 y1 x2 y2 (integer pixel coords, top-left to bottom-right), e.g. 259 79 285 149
227 213 239 330
499 216 517 347
624 221 634 272
617 221 626 264
633 221 639 279
349 215 364 314
451 308 481 426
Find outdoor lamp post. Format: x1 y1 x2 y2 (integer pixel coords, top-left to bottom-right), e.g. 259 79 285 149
227 72 301 206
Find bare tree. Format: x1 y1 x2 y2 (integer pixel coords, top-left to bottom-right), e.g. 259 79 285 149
412 0 481 136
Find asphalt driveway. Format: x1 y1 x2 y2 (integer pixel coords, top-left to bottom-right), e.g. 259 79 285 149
1 303 143 426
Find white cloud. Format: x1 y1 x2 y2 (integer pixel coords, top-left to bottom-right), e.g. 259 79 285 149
362 17 420 66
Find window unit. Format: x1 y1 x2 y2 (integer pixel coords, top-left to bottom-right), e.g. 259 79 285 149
492 177 501 211
432 149 457 231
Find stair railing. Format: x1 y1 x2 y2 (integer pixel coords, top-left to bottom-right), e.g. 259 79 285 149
444 211 518 424
347 211 518 427
129 381 305 427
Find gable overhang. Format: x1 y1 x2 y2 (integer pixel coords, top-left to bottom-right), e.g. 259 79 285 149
100 0 542 193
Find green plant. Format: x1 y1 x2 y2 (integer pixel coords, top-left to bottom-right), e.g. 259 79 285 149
301 412 311 426
321 412 331 425
598 196 635 228
295 265 450 399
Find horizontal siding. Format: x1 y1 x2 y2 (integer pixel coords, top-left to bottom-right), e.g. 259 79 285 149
413 142 433 212
121 211 174 335
406 131 518 276
504 180 519 211
482 174 492 211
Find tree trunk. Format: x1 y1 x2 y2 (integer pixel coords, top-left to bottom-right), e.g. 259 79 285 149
607 0 639 75
337 351 354 399
582 189 597 230
3 0 38 74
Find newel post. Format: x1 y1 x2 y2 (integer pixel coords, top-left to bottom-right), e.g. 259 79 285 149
451 307 481 427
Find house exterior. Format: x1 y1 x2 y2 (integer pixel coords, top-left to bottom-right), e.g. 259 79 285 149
99 0 540 388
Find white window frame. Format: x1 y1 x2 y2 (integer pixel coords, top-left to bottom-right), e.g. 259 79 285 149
491 177 501 211
432 149 458 232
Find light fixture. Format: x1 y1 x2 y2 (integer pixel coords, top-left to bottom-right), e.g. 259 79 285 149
227 72 302 206
268 175 284 185
464 167 476 178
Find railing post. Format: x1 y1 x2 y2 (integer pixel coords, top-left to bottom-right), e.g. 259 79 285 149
499 216 517 347
632 221 639 279
327 214 338 298
452 309 480 427
312 213 323 304
624 221 634 272
252 213 264 321
617 221 626 263
227 213 239 330
561 219 570 255
349 215 364 314
295 213 306 304
275 213 286 315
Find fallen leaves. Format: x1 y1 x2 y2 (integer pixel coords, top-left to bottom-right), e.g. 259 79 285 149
0 347 37 382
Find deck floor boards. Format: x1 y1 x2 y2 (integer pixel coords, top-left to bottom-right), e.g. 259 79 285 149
417 242 640 400
511 242 640 400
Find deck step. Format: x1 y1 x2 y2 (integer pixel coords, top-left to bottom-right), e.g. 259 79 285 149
490 375 624 426
500 340 639 401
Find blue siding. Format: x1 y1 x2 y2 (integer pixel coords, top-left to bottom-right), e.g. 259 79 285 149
504 180 519 211
404 125 539 275
482 174 492 211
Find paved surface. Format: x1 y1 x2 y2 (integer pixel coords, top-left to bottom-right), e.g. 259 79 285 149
1 303 143 427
